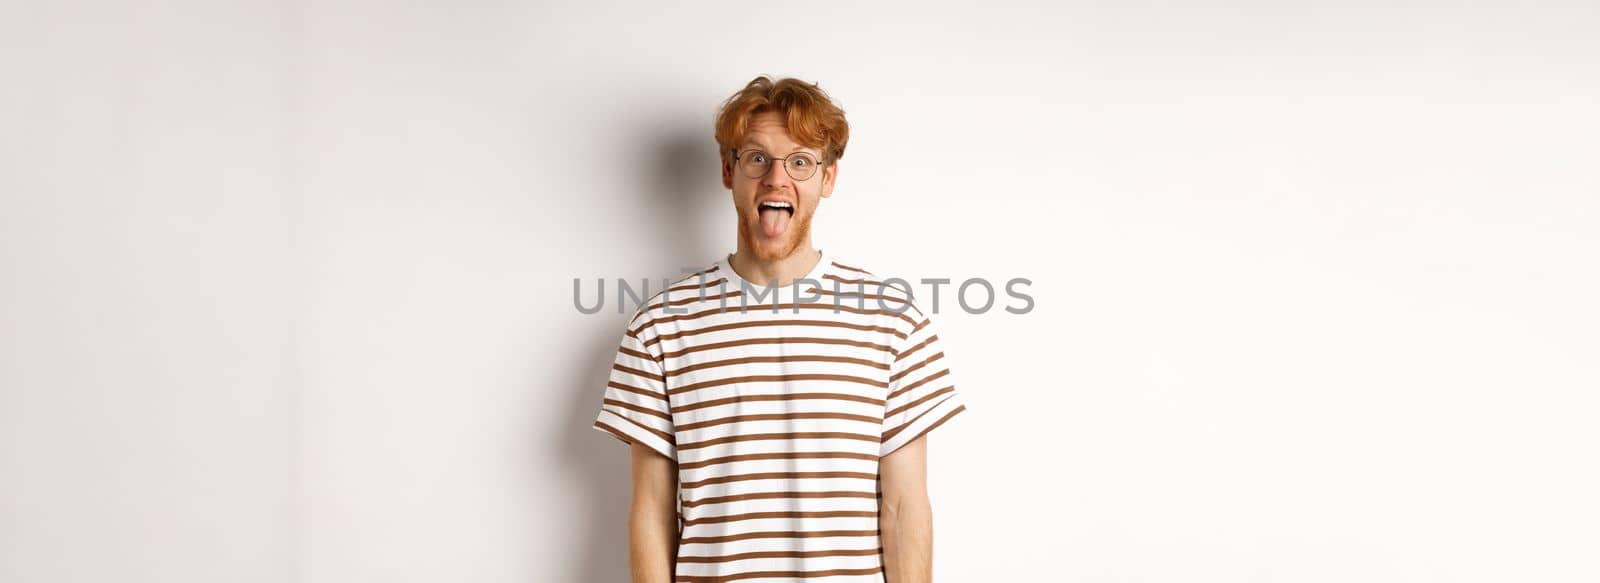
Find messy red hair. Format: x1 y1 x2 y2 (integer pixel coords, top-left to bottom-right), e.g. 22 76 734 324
714 75 850 172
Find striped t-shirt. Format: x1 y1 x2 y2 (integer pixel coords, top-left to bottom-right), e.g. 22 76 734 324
591 250 968 582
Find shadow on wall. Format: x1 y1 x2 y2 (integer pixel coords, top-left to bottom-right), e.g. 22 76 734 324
547 120 726 581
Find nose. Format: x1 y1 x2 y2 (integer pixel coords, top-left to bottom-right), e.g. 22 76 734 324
759 158 791 187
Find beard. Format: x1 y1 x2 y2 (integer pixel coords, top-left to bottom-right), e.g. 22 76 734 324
736 202 813 263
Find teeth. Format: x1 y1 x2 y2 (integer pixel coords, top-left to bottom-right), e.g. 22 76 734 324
760 201 792 209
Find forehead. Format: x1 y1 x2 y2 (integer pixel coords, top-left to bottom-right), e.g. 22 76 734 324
739 113 819 154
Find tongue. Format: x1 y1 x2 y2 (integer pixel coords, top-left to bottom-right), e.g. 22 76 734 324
759 208 791 238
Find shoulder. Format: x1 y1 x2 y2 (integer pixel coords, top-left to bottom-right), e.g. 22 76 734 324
626 260 724 334
822 255 926 321
825 255 902 291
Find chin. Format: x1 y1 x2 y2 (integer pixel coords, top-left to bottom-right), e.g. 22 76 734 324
751 241 793 261
737 208 812 261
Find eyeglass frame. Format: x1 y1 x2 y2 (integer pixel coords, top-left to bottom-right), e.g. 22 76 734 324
731 147 827 181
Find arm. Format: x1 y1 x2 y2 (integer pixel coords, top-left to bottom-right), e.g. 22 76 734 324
879 435 933 583
629 442 680 583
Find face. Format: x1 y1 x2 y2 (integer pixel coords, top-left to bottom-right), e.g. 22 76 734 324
722 111 838 262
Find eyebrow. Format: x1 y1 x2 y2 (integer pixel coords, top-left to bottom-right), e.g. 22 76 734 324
738 140 819 156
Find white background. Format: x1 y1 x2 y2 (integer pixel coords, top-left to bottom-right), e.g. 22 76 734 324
3 1 1597 581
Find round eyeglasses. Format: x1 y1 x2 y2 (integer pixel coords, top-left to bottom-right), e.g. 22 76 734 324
733 148 823 181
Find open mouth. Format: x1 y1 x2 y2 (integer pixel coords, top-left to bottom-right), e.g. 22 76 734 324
757 201 794 238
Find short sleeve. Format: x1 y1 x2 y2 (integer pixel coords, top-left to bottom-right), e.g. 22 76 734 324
591 316 677 461
880 309 967 458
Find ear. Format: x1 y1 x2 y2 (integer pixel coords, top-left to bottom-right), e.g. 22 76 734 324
721 157 734 190
819 160 838 199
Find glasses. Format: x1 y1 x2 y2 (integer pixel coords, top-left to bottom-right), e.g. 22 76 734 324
733 148 823 181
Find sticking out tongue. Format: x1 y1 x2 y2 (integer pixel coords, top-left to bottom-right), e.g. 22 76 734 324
759 207 792 238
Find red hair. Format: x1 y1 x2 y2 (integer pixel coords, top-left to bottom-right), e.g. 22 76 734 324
714 75 850 172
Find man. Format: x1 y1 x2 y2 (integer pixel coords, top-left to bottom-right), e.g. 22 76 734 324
592 75 967 582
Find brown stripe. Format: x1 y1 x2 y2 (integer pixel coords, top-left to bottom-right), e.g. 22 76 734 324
646 288 742 312
667 354 889 378
677 566 884 583
617 346 655 363
674 392 884 414
804 287 910 307
830 261 870 274
658 266 722 294
593 418 678 454
679 450 880 471
882 394 959 443
887 368 948 401
605 380 666 403
676 546 882 563
643 317 908 349
611 362 664 384
667 275 725 294
885 385 954 419
685 264 720 279
682 470 877 489
662 336 893 359
668 373 887 397
889 351 944 383
884 404 966 455
601 398 671 422
645 301 917 331
682 489 878 508
679 529 878 545
821 272 913 295
895 334 937 363
645 318 905 348
592 420 635 446
922 404 965 435
599 408 675 444
802 286 916 321
678 431 878 451
683 509 877 526
677 411 880 432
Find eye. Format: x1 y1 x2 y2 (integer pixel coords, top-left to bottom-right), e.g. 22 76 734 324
748 151 768 163
792 154 814 167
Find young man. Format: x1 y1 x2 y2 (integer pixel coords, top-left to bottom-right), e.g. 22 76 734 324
592 75 967 583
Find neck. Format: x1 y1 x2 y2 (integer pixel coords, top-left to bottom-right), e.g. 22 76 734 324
728 241 822 288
